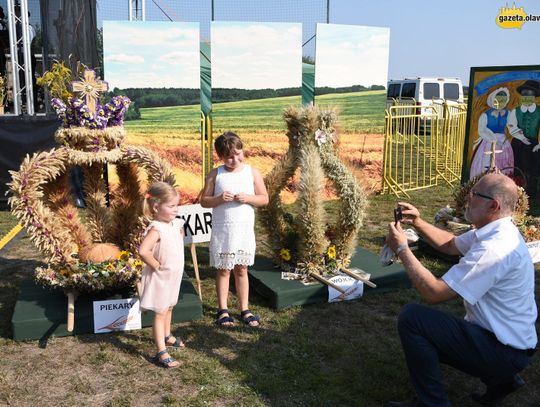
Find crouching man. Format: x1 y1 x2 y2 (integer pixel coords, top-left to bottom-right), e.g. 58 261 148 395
385 173 537 407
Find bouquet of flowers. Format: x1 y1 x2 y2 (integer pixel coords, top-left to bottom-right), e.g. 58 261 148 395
277 217 340 277
517 216 540 242
38 61 131 129
51 95 131 129
34 250 143 293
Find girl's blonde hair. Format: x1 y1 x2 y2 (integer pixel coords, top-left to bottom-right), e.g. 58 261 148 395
142 181 178 219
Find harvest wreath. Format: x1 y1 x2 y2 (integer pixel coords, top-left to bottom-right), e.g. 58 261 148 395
259 105 373 291
8 63 176 329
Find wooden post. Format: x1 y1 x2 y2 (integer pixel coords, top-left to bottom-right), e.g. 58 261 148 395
308 271 346 294
190 243 202 300
340 267 377 288
66 291 77 332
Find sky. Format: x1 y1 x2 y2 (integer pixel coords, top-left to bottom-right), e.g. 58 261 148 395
103 20 389 90
328 0 540 85
103 21 200 89
315 24 389 88
95 0 540 87
211 22 302 89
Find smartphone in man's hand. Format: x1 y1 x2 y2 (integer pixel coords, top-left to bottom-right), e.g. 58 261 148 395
394 206 403 225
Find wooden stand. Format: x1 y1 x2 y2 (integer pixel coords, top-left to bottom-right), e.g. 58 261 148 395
307 271 346 294
340 267 377 288
190 243 203 300
66 291 78 332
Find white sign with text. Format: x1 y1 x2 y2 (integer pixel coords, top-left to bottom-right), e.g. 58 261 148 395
93 298 141 333
327 274 364 303
177 204 212 244
526 240 540 264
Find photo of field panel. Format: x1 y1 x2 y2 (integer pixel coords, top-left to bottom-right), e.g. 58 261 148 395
210 22 303 202
103 21 203 202
314 23 391 193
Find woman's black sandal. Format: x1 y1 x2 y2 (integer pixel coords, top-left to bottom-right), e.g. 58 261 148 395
216 309 234 326
165 334 185 348
153 350 179 368
239 310 260 327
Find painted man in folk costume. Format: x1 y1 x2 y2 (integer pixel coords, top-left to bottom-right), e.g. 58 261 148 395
507 80 540 198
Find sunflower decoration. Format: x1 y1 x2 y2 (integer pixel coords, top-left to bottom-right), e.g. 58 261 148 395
279 248 292 262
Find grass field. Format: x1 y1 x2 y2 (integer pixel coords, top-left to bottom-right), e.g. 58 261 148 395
1 185 539 406
122 90 387 202
124 90 386 136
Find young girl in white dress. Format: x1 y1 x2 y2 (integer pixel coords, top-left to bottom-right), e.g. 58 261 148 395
139 181 185 368
200 132 268 327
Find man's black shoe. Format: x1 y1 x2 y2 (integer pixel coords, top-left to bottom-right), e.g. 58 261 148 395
470 374 525 405
385 399 419 407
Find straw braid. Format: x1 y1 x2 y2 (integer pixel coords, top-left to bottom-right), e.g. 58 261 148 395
8 148 75 264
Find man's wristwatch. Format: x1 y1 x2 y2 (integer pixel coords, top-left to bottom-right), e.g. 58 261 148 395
395 243 408 256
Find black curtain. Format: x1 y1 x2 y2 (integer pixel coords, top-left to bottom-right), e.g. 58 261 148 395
0 116 60 210
41 0 97 72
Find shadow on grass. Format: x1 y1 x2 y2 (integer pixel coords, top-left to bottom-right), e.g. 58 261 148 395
175 243 540 407
178 279 415 406
0 256 43 339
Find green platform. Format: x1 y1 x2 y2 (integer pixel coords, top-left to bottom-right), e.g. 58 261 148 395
11 279 203 340
249 246 410 309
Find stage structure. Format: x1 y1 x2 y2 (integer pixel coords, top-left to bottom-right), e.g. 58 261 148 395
4 0 34 115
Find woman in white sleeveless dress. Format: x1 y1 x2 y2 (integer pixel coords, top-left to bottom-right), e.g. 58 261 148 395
201 132 268 327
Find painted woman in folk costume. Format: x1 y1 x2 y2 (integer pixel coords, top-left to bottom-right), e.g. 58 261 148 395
469 87 516 177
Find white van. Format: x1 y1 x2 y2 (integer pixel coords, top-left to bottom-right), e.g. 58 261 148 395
386 77 464 131
386 77 464 110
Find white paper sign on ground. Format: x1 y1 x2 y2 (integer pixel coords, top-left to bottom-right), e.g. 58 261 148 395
328 275 364 303
177 204 212 244
526 240 540 263
93 298 141 333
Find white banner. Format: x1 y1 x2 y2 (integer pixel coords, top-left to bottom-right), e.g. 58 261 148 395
526 240 540 264
177 204 212 244
328 274 364 303
93 298 141 333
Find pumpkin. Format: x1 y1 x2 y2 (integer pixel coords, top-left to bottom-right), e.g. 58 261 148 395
79 243 121 263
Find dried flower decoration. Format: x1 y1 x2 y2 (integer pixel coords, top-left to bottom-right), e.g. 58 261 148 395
315 129 327 146
39 62 131 129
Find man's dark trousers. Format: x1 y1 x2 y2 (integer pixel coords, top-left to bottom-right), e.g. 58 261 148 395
397 303 530 407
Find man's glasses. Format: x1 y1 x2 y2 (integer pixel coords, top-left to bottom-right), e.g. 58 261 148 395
470 190 495 201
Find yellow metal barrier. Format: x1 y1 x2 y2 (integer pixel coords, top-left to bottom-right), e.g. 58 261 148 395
200 111 213 186
382 101 466 197
437 102 467 185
